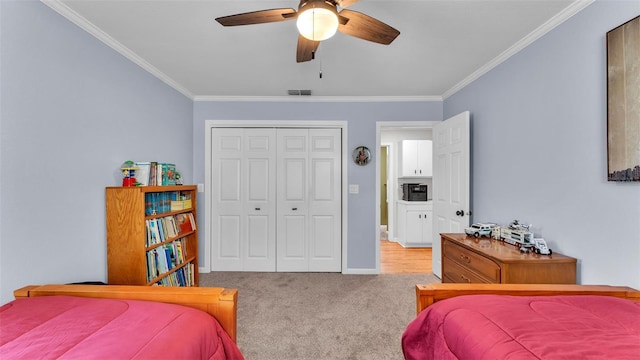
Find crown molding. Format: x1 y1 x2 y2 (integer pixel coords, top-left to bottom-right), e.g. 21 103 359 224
442 0 595 99
193 95 442 102
41 0 194 100
42 0 593 103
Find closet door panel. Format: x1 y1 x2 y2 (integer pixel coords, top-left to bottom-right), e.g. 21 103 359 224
244 129 276 271
215 215 243 270
212 128 276 271
245 215 272 270
282 216 305 257
212 129 244 270
219 159 241 201
283 159 306 201
308 129 342 272
277 129 309 271
310 215 335 257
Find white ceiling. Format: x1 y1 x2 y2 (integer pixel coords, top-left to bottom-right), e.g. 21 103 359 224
44 0 590 100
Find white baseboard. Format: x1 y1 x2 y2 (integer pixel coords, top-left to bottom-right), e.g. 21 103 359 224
343 268 379 275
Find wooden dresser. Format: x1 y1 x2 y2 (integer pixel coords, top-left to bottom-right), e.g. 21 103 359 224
441 233 576 284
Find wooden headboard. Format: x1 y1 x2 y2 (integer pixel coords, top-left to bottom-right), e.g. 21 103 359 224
14 284 238 342
415 283 640 315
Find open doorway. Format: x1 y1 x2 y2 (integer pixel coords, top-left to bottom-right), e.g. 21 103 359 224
376 121 438 274
380 145 388 241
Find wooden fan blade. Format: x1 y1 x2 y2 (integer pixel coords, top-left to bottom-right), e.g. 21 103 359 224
335 0 361 8
215 9 297 26
297 35 320 63
338 9 400 45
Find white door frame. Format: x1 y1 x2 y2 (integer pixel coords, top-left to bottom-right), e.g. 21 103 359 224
375 121 439 273
204 120 348 273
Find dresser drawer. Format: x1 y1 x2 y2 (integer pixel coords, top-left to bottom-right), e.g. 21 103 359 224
442 258 494 284
443 240 501 282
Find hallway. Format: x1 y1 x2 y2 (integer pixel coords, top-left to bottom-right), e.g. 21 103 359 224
380 239 432 274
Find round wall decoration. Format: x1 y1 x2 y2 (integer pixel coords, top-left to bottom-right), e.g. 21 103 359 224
352 146 371 166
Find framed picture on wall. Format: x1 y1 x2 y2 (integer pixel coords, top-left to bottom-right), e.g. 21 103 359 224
352 146 371 166
607 15 640 182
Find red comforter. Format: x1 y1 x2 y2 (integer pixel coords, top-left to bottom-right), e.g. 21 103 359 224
0 295 244 359
402 295 640 360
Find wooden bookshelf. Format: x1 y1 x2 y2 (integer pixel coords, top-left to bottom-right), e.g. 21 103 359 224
106 185 198 286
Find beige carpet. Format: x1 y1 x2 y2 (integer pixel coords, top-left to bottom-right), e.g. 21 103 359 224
199 272 439 360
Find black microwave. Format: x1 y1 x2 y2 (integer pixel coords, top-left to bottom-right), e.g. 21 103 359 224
402 183 427 201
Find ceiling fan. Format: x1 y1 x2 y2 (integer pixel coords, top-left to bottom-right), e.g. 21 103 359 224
215 0 400 63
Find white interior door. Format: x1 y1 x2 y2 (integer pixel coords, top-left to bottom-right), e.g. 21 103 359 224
277 129 342 272
308 129 342 272
432 111 471 278
211 128 276 271
211 128 243 270
277 129 309 271
244 129 277 271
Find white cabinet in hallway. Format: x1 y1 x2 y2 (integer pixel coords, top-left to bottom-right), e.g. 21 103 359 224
211 128 342 272
399 140 433 177
396 200 432 247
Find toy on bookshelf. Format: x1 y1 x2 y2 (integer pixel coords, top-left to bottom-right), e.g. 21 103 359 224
120 160 139 187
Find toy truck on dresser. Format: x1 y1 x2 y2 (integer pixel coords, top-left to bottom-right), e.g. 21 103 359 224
495 221 553 255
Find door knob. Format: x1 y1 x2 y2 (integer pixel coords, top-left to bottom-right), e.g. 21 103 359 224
456 210 464 216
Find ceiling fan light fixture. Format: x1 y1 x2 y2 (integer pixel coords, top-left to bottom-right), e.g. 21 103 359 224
296 1 339 41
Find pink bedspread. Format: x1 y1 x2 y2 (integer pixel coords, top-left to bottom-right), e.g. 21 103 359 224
0 295 244 359
402 295 640 360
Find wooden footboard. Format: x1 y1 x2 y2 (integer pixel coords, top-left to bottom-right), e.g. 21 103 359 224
415 283 640 315
14 284 238 342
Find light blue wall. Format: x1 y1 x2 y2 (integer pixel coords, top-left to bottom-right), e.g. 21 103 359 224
0 1 193 303
445 0 640 288
193 101 443 270
3 0 637 305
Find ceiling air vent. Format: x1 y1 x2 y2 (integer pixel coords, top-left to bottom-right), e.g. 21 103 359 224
288 90 312 96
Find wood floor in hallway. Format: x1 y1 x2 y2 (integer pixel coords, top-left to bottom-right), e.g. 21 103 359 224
380 240 432 274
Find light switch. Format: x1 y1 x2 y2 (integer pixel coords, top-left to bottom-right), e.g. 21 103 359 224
197 183 204 192
349 184 359 194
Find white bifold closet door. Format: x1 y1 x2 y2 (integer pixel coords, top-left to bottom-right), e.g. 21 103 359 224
211 128 277 271
211 128 341 272
276 129 341 272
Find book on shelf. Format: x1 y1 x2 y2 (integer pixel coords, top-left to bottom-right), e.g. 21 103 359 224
188 213 197 230
146 216 191 247
149 162 158 186
135 162 151 186
161 163 177 186
145 191 193 216
175 213 193 233
131 161 180 187
147 219 161 246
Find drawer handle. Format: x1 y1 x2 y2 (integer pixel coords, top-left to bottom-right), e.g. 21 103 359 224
459 253 471 263
255 207 261 211
460 275 471 283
